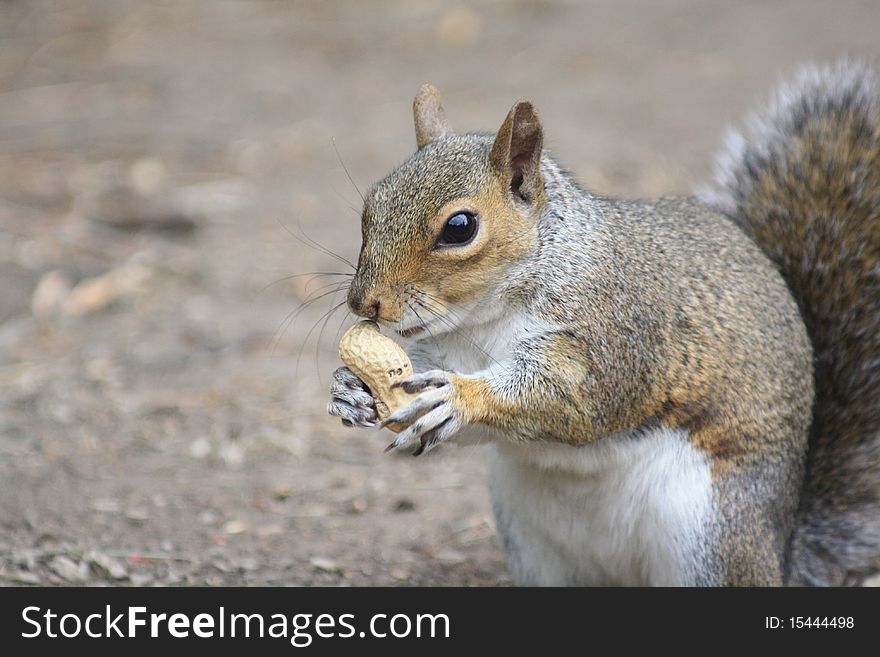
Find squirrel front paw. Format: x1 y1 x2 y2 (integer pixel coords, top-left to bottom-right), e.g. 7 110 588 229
327 366 378 428
381 370 466 456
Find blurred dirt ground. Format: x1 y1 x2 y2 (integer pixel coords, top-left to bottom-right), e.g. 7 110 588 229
1 1 879 586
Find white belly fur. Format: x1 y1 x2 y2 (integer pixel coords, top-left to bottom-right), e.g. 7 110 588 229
488 427 714 586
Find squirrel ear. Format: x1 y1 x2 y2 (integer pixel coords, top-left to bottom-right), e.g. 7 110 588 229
413 84 451 149
490 101 544 204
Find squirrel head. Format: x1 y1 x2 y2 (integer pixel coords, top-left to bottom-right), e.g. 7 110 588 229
348 84 545 337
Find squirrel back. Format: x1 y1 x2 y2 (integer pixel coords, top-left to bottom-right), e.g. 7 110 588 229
701 60 880 585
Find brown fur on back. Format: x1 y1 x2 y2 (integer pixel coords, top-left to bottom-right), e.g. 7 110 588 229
702 60 880 585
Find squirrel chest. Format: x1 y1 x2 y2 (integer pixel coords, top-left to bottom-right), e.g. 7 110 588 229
429 311 717 586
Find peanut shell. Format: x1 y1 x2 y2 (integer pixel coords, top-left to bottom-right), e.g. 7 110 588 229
338 320 418 433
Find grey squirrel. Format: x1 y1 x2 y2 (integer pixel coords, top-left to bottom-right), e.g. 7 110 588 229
327 60 880 586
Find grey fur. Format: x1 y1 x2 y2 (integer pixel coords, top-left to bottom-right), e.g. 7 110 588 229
357 130 814 583
702 60 880 585
332 62 880 585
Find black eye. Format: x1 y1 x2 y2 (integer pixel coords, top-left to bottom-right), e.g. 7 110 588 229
439 212 477 246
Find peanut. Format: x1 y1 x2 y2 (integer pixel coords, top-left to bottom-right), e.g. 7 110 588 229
338 320 418 432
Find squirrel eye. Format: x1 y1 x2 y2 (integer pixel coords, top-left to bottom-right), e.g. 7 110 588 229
438 212 477 246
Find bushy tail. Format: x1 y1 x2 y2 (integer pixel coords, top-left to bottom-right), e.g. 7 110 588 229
702 60 880 585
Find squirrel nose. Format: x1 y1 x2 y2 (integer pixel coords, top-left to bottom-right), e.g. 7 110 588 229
350 295 380 320
364 300 380 319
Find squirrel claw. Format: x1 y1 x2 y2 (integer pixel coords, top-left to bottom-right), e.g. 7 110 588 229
395 370 451 394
